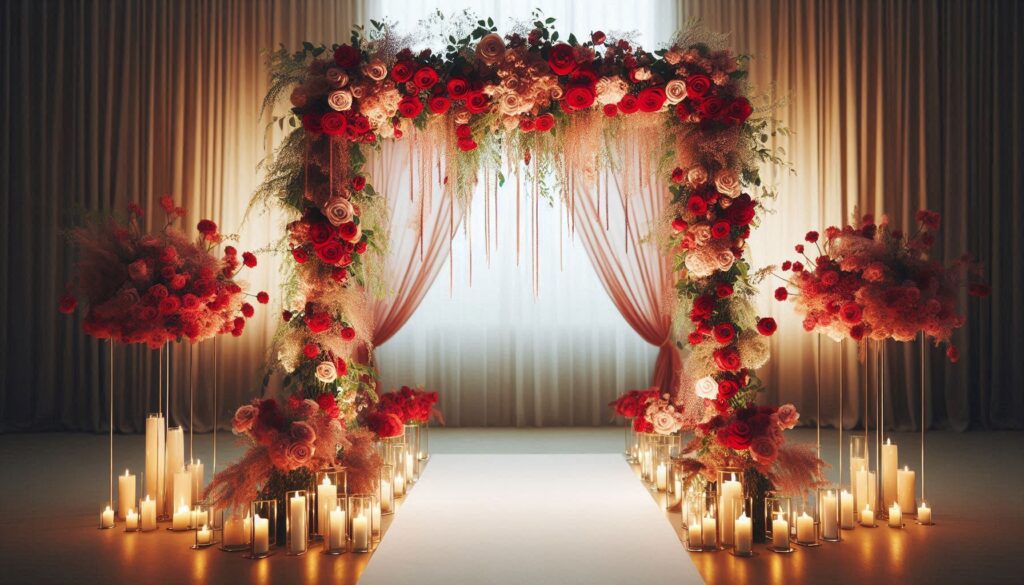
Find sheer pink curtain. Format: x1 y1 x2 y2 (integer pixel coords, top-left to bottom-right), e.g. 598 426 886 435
571 133 680 395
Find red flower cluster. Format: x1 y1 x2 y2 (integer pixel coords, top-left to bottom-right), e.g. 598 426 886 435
698 403 799 466
61 199 263 347
609 388 660 418
288 205 368 282
374 386 441 426
231 395 344 473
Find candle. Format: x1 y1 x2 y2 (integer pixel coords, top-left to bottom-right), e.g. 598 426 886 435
850 455 866 511
288 493 307 553
719 474 742 546
701 514 717 548
796 511 815 543
145 415 165 512
253 514 269 555
172 469 192 514
140 496 157 531
404 449 414 482
126 508 139 530
881 438 898 509
395 472 406 497
888 503 902 527
172 501 190 530
857 469 877 512
381 478 394 513
317 477 337 535
101 505 115 528
329 506 346 550
917 502 932 524
860 504 875 527
223 514 247 546
735 512 753 554
840 490 856 529
197 524 212 545
655 463 667 491
187 460 204 504
165 427 184 515
821 491 839 539
118 470 136 520
372 498 382 542
772 514 790 549
688 518 702 547
352 515 369 551
190 506 208 530
897 466 916 513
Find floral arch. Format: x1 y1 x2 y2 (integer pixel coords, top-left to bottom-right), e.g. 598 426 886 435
209 18 818 511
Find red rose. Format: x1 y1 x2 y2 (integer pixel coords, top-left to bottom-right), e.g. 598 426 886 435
350 114 371 134
686 74 712 98
340 326 356 341
447 77 469 98
718 379 740 401
58 293 77 314
331 267 349 283
686 195 708 216
688 331 704 345
366 411 405 438
333 44 361 69
713 323 735 344
697 96 726 119
391 60 415 82
711 220 731 239
306 312 333 334
716 283 734 298
256 291 270 305
850 324 866 341
602 103 618 117
464 92 488 114
338 222 359 243
398 96 424 118
242 252 257 268
774 287 789 301
756 317 777 336
713 346 742 372
303 343 319 359
224 246 237 257
548 43 576 75
455 124 473 139
308 222 332 245
671 167 684 183
316 241 345 264
671 217 687 232
428 96 451 114
158 295 181 316
170 274 188 290
321 112 347 135
564 85 596 111
197 219 218 236
457 138 478 152
805 230 819 243
534 114 555 132
724 97 753 125
637 87 667 112
726 195 756 225
839 302 863 324
592 31 606 44
617 94 639 114
632 416 654 433
292 247 309 264
413 67 439 89
352 175 366 191
692 294 715 318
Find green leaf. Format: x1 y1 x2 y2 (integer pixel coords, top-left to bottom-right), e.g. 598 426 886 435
545 17 555 23
568 33 577 45
487 17 493 27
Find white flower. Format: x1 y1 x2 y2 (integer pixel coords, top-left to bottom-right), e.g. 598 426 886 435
315 361 338 384
686 166 708 188
690 224 712 245
714 169 742 197
633 67 652 81
694 376 718 399
595 76 628 105
324 197 354 226
327 90 353 112
665 79 687 104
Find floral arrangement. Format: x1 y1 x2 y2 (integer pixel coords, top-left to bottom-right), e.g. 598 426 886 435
364 386 441 438
774 210 989 361
59 196 265 347
609 388 659 419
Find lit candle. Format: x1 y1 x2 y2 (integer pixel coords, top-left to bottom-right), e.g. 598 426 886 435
888 503 902 527
144 415 165 512
917 502 932 524
395 472 406 497
655 463 667 491
223 514 246 546
126 508 139 530
317 477 336 535
165 427 184 515
140 496 157 531
329 505 346 550
735 512 753 554
772 513 790 549
719 474 742 546
897 466 916 513
189 506 208 530
688 518 702 547
850 455 866 510
701 513 717 548
253 514 269 555
860 504 875 527
840 490 855 529
881 438 898 509
118 469 136 520
197 524 212 545
857 469 877 512
796 511 815 543
172 468 192 515
100 505 115 528
352 515 369 551
381 478 394 513
187 460 204 504
821 491 839 539
172 501 190 530
288 493 307 553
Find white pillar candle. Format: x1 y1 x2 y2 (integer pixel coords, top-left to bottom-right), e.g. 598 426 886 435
840 490 856 529
860 504 875 527
101 505 115 528
329 506 346 550
140 496 157 531
352 515 369 551
655 463 667 491
888 503 903 527
735 512 753 554
197 524 212 545
897 466 916 513
796 511 815 543
316 477 337 535
126 508 139 530
381 478 394 513
821 491 838 539
881 438 898 509
772 514 790 549
172 502 190 530
165 428 184 515
372 499 382 541
688 518 702 547
223 515 246 546
118 470 136 520
172 469 192 513
145 415 165 513
850 455 866 511
395 472 406 497
288 494 307 553
701 514 717 548
253 514 269 555
917 502 932 524
719 475 742 546
187 460 204 504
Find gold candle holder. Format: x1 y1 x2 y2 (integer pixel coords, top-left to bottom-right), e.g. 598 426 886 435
246 499 277 559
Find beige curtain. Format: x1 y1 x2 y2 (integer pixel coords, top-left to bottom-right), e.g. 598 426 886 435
678 0 1023 430
0 0 365 433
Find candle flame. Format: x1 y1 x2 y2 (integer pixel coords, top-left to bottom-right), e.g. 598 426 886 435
886 437 891 445
125 469 130 476
322 476 332 486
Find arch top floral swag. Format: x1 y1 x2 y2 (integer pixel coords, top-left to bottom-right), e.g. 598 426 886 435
209 15 820 508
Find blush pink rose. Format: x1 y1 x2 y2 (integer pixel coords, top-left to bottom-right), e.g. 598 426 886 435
286 441 315 467
749 436 778 464
232 404 258 434
289 420 317 444
776 404 800 429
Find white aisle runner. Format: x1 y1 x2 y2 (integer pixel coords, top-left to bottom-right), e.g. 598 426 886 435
359 454 704 585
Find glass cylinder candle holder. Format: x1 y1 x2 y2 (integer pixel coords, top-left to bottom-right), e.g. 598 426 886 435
312 467 347 539
652 445 671 492
685 488 719 552
765 496 793 553
729 497 757 557
383 443 408 498
219 505 252 552
192 516 216 549
793 498 820 547
247 499 277 559
124 500 141 533
403 424 420 483
417 422 430 464
715 468 745 548
139 494 159 532
324 496 348 555
850 435 868 513
189 501 210 530
916 501 934 526
887 502 905 529
285 490 310 555
99 503 116 529
839 486 856 531
624 421 638 462
665 459 684 510
817 488 841 541
380 463 396 515
348 495 374 553
371 495 382 543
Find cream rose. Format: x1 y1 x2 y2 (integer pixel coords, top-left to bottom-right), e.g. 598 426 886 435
686 166 708 188
665 79 687 104
632 67 652 81
327 89 353 112
595 76 628 105
684 249 716 278
453 108 472 125
324 197 354 226
315 361 338 384
475 33 505 65
664 50 682 65
690 223 712 245
694 376 719 399
714 169 742 197
362 58 387 81
325 68 349 88
714 248 736 272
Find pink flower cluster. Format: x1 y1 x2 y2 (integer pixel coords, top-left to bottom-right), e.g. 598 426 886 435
697 403 799 467
231 396 344 473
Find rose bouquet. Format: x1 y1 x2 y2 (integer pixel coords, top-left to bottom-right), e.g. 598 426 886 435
59 196 266 347
609 388 660 418
363 386 442 438
776 211 989 360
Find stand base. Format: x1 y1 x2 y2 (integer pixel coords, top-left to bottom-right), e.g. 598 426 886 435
795 540 821 547
244 551 276 560
916 520 935 526
191 541 217 550
768 545 794 554
324 548 347 556
730 549 758 558
219 544 249 552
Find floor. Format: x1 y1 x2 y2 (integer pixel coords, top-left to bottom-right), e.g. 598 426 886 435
0 428 1021 584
